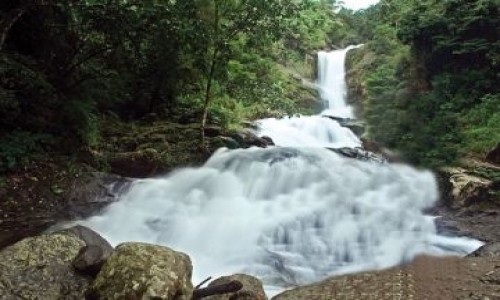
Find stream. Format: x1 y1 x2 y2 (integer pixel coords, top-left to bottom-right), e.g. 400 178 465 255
80 46 482 293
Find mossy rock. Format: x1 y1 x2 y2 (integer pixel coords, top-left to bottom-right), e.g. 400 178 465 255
209 136 240 150
89 242 193 300
0 232 89 299
107 149 168 177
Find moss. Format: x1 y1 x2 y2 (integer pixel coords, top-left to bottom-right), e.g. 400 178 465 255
95 119 208 177
90 242 193 300
0 233 90 299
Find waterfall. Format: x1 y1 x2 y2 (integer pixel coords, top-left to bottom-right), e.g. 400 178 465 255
318 45 361 118
80 46 481 293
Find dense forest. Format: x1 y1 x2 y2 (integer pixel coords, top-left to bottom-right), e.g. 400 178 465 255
0 0 362 174
347 0 500 167
1 0 499 174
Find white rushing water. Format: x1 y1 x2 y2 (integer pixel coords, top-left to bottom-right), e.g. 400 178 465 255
257 45 363 149
81 46 481 292
318 45 361 119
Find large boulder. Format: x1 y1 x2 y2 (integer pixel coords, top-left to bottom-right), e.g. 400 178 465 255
88 242 193 300
61 225 114 276
230 129 274 148
203 274 267 300
0 232 90 299
209 136 241 150
442 167 498 209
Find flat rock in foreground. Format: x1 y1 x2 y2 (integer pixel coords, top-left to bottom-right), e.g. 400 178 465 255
272 255 500 300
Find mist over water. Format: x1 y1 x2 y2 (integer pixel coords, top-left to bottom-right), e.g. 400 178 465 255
81 46 482 291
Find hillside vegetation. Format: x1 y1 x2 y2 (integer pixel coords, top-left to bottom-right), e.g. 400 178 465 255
1 0 363 174
346 0 499 167
2 0 499 173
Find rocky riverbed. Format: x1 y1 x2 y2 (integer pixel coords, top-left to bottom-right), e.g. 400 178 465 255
1 224 500 299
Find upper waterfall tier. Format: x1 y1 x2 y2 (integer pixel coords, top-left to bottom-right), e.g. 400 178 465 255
318 45 362 119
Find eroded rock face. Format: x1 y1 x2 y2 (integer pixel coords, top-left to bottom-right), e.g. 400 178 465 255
204 274 267 300
443 167 497 209
0 232 89 299
88 242 193 300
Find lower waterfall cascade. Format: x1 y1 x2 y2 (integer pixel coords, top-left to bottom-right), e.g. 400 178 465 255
80 46 482 293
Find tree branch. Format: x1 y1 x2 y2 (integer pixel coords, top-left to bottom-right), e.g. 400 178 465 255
192 280 243 300
0 0 53 51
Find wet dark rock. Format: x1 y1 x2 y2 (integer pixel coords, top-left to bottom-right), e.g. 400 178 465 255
204 274 267 300
210 136 240 150
72 245 108 276
486 142 500 164
58 226 113 277
361 138 402 163
323 115 365 136
431 203 500 244
241 121 259 130
62 225 113 251
260 136 275 146
434 217 465 237
231 129 272 148
204 126 224 138
467 242 500 258
328 147 386 163
0 171 130 251
63 173 131 219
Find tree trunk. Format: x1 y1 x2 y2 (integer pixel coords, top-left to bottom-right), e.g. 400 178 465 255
201 47 218 147
0 7 29 51
0 1 51 52
192 280 243 300
200 0 221 149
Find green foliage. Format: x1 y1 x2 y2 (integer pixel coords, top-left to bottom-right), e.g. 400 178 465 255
348 0 500 168
283 0 341 51
462 94 500 155
0 0 343 172
470 166 500 182
0 131 54 172
62 99 100 148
